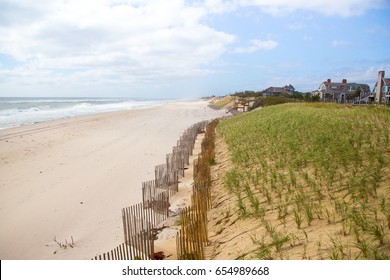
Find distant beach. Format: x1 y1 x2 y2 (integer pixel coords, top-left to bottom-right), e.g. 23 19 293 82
0 99 225 259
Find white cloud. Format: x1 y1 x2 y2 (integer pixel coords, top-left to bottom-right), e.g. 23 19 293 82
0 0 235 90
330 62 390 87
234 39 278 53
237 0 384 17
0 0 386 97
331 39 351 47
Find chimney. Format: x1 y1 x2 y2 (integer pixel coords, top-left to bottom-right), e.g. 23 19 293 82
342 79 347 84
327 79 331 83
375 71 385 103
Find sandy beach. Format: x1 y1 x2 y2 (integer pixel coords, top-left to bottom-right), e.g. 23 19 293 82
0 100 225 260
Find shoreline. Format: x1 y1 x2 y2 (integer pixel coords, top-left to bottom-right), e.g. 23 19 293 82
0 98 192 132
0 97 178 131
0 100 225 259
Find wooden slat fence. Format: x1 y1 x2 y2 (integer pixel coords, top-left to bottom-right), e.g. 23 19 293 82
166 152 185 177
93 120 213 260
192 182 211 214
176 218 206 260
92 230 154 260
122 192 169 242
176 120 219 260
176 187 210 260
155 163 180 188
176 185 210 260
174 142 190 166
142 175 178 208
93 192 169 260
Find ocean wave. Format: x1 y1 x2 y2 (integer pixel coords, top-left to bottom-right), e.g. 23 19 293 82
0 98 171 129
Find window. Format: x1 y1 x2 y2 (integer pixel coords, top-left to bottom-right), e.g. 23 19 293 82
382 86 388 93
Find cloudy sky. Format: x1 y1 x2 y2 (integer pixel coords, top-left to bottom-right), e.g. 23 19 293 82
0 0 389 98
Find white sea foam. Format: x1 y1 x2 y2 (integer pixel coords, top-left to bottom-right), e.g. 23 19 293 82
0 97 171 130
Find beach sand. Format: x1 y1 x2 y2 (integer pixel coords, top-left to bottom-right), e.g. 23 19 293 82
0 100 225 260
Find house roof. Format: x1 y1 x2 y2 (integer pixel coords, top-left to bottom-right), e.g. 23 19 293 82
324 82 344 86
264 87 289 93
284 84 295 89
320 81 370 94
347 83 370 92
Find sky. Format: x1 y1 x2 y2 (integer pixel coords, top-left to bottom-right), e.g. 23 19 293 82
0 0 389 99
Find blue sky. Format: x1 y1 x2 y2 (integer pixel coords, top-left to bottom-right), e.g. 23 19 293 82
0 0 389 98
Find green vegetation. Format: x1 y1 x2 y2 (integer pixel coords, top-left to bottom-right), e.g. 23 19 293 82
217 103 390 259
232 90 263 98
212 92 319 111
250 96 289 109
212 95 236 108
249 94 319 111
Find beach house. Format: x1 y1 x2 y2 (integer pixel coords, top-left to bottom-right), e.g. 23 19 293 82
262 84 295 96
314 78 370 103
373 70 390 104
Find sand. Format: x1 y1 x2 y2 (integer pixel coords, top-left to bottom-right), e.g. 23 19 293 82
0 100 225 260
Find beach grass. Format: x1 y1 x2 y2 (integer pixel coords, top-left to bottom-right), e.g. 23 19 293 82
216 103 390 259
212 96 236 108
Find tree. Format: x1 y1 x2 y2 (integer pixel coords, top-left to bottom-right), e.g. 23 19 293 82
311 95 321 102
353 87 362 99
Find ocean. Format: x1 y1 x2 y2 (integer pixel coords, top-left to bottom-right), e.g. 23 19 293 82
0 97 170 130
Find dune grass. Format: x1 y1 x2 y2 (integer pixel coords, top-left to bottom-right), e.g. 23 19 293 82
212 96 236 108
217 103 390 259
